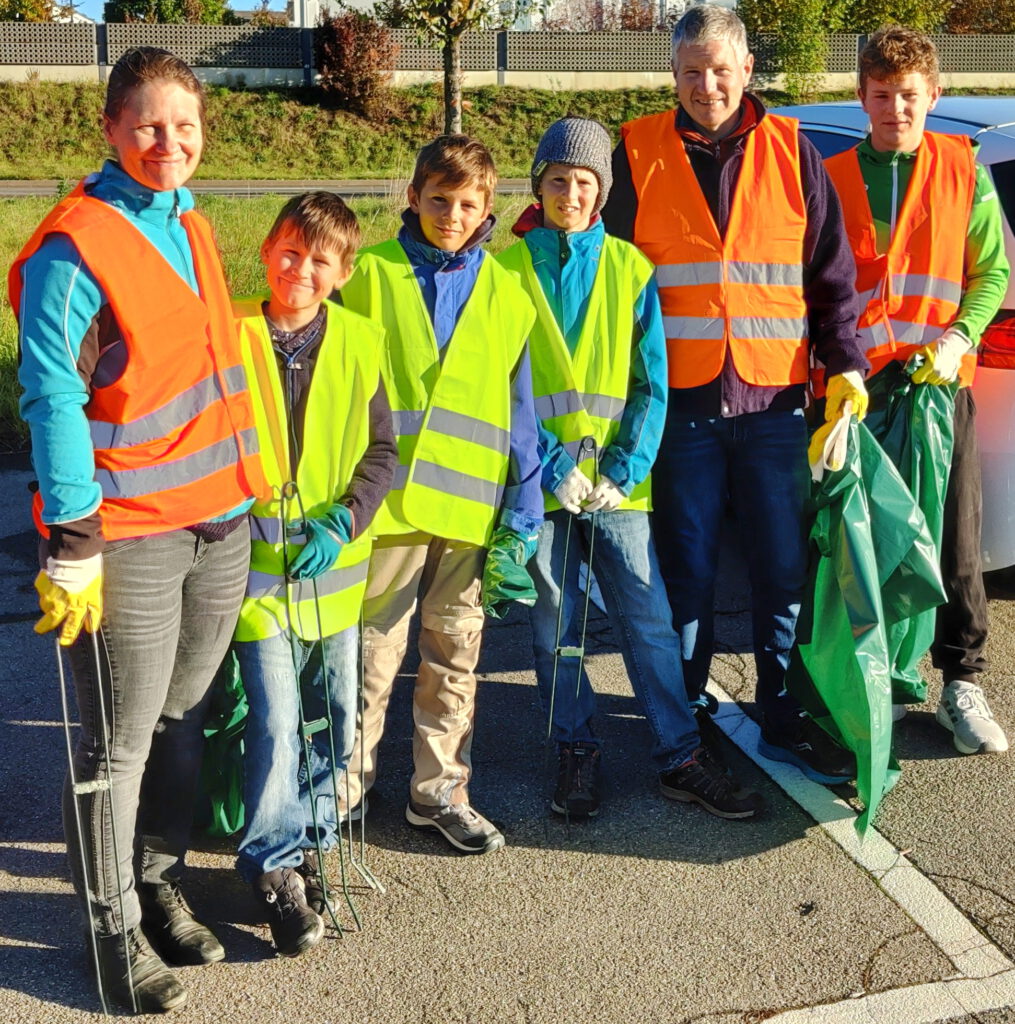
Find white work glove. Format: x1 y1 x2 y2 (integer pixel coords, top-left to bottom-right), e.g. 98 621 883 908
553 466 593 514
910 327 972 386
583 475 624 513
807 415 852 482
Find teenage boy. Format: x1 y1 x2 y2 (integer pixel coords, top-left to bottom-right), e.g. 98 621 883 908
340 135 543 854
499 117 763 821
826 26 1010 754
232 192 397 955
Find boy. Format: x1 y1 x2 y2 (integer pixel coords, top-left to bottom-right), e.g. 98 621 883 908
340 135 543 854
826 27 1010 754
498 117 763 820
232 192 396 954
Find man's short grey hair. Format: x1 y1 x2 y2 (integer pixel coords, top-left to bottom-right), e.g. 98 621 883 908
671 4 751 68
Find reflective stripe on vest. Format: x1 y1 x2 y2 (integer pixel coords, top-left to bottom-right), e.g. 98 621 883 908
89 365 249 449
622 111 810 388
825 133 977 387
233 295 383 642
9 184 265 540
342 240 534 546
497 234 655 512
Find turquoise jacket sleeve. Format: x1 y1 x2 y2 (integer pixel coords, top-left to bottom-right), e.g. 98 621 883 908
599 276 668 495
18 235 104 525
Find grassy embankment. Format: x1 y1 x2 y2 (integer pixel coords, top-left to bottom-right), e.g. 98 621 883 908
0 76 860 447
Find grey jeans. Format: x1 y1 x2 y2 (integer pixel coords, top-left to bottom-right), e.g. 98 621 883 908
63 523 249 936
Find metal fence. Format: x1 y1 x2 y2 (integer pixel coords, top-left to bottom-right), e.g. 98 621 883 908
1 23 1013 75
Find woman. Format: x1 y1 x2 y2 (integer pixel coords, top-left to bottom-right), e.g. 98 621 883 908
10 48 263 1013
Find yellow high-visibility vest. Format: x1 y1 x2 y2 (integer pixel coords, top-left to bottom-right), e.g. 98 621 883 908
234 295 383 641
342 239 535 546
498 234 655 512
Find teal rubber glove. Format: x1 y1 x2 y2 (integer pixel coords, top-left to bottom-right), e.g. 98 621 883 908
482 526 539 619
287 505 353 581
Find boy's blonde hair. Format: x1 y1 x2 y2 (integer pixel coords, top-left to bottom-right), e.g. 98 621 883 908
411 135 498 203
859 25 939 90
265 191 361 266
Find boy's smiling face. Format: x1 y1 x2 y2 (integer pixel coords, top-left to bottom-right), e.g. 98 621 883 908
860 72 941 153
408 175 492 253
539 163 600 233
260 224 351 327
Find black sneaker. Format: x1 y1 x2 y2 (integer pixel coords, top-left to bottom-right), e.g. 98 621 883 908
139 879 225 966
659 748 764 819
253 867 324 957
758 713 856 784
95 926 188 1013
551 741 601 818
295 851 333 917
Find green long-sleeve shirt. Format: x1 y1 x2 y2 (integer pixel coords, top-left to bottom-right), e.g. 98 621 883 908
856 135 1010 346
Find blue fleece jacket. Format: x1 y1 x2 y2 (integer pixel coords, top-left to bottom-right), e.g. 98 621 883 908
18 160 250 532
397 215 543 536
516 214 668 496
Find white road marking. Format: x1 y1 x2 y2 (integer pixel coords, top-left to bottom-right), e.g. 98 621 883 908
709 681 1015 1023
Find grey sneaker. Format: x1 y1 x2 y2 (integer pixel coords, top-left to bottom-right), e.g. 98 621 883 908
405 801 506 854
936 681 1009 755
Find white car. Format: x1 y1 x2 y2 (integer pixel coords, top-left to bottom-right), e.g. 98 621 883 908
774 98 1015 568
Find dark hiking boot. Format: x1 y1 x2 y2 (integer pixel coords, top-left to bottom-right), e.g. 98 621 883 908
659 747 764 819
758 712 856 784
692 704 728 771
253 867 324 957
295 851 333 917
139 879 225 966
551 741 601 818
95 926 188 1013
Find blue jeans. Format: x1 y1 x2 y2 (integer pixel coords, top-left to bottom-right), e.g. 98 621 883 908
63 524 250 936
529 509 700 772
651 407 809 727
235 624 358 882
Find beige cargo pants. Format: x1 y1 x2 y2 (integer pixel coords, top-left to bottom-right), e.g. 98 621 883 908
345 531 486 811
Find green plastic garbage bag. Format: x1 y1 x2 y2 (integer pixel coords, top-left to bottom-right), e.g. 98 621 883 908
864 360 957 702
787 418 945 835
482 526 539 620
198 649 248 837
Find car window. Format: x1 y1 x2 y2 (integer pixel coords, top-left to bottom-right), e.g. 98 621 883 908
990 159 1015 235
799 129 859 159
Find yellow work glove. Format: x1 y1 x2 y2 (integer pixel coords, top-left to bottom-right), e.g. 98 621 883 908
910 327 972 386
34 553 103 646
824 370 869 423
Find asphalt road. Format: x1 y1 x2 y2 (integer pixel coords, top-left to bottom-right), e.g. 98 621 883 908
0 452 1012 1024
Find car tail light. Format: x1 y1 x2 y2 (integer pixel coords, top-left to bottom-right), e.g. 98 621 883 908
978 314 1015 369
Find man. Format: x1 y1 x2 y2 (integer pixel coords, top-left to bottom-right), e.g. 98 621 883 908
825 26 1010 755
602 3 870 783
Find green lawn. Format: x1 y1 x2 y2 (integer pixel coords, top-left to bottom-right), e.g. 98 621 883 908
1 191 533 449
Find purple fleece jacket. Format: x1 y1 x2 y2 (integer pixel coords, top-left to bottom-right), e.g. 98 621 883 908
601 94 869 418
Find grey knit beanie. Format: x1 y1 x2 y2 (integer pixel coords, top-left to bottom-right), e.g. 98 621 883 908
531 117 613 213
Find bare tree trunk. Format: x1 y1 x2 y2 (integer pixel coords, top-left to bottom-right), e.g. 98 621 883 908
443 32 462 134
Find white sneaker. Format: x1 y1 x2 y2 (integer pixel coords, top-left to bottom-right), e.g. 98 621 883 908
936 681 1009 755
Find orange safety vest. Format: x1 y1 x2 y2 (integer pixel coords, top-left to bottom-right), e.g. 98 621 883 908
622 110 810 389
825 132 977 387
9 183 265 540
